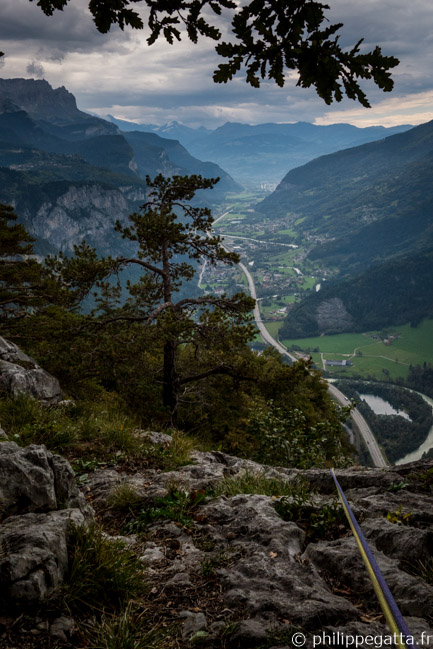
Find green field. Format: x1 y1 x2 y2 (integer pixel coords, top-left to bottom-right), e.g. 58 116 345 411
264 250 300 265
310 353 410 381
282 332 369 353
260 296 296 313
264 321 284 338
277 228 297 236
299 276 317 290
282 320 433 381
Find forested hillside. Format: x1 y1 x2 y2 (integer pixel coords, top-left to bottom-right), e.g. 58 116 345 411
280 247 433 338
258 120 433 275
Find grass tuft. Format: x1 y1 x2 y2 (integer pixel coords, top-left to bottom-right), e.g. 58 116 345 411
0 394 78 451
415 558 433 585
0 393 143 457
64 523 146 614
85 603 172 649
107 483 143 513
140 429 196 470
214 469 310 498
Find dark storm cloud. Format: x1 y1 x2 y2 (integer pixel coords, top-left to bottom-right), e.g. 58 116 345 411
1 0 433 127
327 0 433 94
0 0 131 53
26 60 45 78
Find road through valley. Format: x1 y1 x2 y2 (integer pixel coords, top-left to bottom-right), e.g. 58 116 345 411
237 261 388 468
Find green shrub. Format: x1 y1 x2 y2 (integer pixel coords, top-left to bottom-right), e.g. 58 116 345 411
275 496 348 542
124 487 210 533
386 505 412 526
64 523 146 614
225 401 351 469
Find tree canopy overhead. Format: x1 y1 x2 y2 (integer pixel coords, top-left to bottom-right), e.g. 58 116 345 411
28 0 399 107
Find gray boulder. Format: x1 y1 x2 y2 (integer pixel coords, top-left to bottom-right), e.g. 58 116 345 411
304 535 433 618
0 442 93 606
0 336 63 403
0 509 85 604
201 494 358 629
0 442 87 520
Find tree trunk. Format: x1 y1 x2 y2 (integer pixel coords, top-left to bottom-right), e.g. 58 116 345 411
163 339 178 424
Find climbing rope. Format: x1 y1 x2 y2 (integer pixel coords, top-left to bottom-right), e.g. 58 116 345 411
330 468 419 649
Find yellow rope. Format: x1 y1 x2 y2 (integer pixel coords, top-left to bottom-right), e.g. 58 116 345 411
331 469 407 649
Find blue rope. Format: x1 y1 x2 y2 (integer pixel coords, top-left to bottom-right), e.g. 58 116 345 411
330 469 418 649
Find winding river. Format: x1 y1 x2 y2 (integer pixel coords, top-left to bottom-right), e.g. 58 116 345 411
395 392 433 465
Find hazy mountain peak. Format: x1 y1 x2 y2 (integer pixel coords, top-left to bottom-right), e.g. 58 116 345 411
0 78 119 135
0 78 78 121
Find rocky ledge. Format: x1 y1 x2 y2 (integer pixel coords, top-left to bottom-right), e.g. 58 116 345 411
0 432 432 648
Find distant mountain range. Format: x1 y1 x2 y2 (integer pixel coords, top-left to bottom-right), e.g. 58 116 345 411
2 78 429 336
107 116 412 184
0 78 240 254
257 120 433 337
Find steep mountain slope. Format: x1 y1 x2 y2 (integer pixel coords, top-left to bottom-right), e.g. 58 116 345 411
0 79 240 253
0 166 146 255
123 131 241 198
259 120 433 275
255 120 433 337
280 247 433 338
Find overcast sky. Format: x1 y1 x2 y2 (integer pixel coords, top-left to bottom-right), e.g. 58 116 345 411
1 0 433 128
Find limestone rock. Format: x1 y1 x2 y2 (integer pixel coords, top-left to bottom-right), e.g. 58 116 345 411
0 509 85 604
0 441 94 608
140 430 173 446
0 442 86 519
86 450 271 511
49 616 76 642
362 517 433 563
85 450 433 644
180 610 208 640
304 536 433 617
0 336 63 403
201 494 358 628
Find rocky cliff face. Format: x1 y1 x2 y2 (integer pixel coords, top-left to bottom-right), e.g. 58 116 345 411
1 433 432 647
23 183 144 253
0 340 431 648
0 78 116 131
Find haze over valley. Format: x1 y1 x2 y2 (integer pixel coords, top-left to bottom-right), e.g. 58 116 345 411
2 76 433 467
